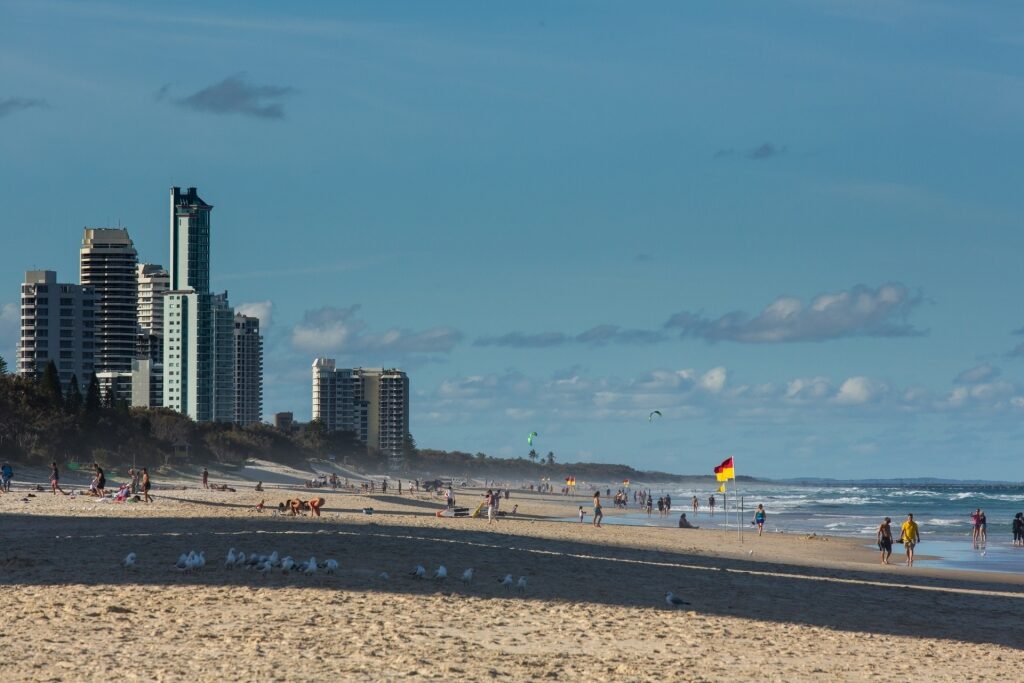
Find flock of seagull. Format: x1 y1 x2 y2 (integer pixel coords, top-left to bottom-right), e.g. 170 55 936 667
119 550 690 608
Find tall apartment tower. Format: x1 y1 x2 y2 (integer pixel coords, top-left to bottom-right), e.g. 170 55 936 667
137 263 168 363
312 359 369 441
233 313 263 426
79 228 138 373
164 186 229 422
16 270 96 389
211 292 235 423
132 264 168 408
311 361 408 466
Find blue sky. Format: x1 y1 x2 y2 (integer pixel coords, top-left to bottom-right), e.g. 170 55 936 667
3 0 1024 478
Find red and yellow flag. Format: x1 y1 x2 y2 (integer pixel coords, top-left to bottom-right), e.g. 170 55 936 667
714 457 735 482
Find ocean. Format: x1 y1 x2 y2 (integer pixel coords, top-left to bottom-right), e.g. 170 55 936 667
585 483 1024 574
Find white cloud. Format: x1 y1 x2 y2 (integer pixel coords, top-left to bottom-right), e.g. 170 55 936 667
236 300 273 328
954 364 999 384
700 366 727 393
291 305 462 355
665 283 924 343
834 376 885 405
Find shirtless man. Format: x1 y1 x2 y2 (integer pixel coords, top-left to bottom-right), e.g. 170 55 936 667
877 517 893 564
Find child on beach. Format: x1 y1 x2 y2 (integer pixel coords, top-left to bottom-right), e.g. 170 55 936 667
578 506 586 523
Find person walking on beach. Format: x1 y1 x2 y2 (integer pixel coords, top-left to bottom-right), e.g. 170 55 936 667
1 462 12 493
593 491 603 527
202 467 209 489
50 462 67 495
141 468 152 503
1013 513 1024 547
708 495 716 517
877 517 893 564
692 496 699 515
978 510 988 544
485 489 496 524
971 508 981 545
645 496 653 517
753 504 767 537
900 513 920 567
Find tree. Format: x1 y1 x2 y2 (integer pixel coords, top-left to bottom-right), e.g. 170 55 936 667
546 451 555 466
0 354 7 376
102 386 114 410
528 448 538 463
403 432 418 458
84 372 101 414
40 361 63 406
65 375 83 413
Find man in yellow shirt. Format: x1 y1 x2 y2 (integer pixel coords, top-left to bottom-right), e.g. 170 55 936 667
900 513 921 567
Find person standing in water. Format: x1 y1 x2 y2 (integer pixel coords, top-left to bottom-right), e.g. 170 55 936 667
708 495 716 517
877 517 893 564
692 496 699 515
593 491 603 527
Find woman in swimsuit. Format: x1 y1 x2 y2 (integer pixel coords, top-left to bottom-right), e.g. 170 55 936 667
50 462 66 495
754 504 767 537
592 491 603 527
141 468 152 503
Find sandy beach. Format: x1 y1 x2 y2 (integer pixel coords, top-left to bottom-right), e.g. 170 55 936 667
2 466 1023 682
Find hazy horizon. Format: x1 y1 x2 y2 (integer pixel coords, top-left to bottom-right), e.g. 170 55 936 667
3 1 1024 478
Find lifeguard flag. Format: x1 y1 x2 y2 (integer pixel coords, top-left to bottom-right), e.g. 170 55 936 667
714 457 735 482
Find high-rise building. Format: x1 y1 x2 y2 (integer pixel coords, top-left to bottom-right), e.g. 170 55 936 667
211 292 235 423
312 361 408 466
80 228 138 374
233 313 263 426
163 186 230 422
169 187 211 294
131 264 168 408
137 263 168 364
17 270 96 389
312 359 369 441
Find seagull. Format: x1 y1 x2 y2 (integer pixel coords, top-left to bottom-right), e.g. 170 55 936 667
195 551 206 570
460 568 474 584
256 561 273 577
121 553 137 570
324 559 339 574
516 576 527 593
433 565 447 580
379 571 390 581
665 591 690 607
500 574 514 591
175 553 189 570
410 565 426 579
235 551 246 568
268 551 280 567
303 557 318 576
281 557 295 574
226 548 237 568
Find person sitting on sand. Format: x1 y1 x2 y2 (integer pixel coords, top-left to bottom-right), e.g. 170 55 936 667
255 500 265 512
255 481 263 492
678 513 698 529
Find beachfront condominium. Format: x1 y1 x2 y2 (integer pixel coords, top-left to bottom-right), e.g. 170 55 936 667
233 313 263 426
16 270 96 389
312 360 409 465
163 186 234 422
79 228 139 373
212 292 235 423
136 263 168 364
80 228 139 403
131 263 168 408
